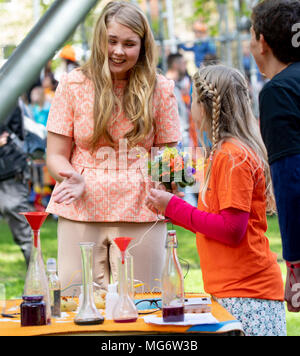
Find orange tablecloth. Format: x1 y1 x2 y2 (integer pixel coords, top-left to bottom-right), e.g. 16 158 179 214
0 293 243 336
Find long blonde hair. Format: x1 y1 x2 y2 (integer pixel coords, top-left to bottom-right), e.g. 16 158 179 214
193 65 275 213
81 1 158 151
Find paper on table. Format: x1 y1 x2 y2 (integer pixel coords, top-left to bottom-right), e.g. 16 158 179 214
143 313 219 326
185 297 211 305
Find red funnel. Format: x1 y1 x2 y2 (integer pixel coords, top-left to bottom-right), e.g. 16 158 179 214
113 237 134 264
20 212 49 248
20 212 49 230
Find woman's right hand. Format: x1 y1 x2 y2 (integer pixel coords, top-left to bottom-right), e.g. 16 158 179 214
52 170 85 205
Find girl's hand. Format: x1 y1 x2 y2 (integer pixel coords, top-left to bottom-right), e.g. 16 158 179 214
146 188 174 215
52 171 85 205
157 182 185 198
170 181 185 198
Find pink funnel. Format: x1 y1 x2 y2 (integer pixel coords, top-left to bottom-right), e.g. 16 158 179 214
113 237 134 264
20 212 49 247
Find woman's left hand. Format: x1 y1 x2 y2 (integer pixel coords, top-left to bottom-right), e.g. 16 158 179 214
52 170 85 205
146 188 174 215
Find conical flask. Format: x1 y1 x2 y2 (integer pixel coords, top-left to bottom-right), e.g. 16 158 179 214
74 242 104 325
20 211 51 325
113 237 138 323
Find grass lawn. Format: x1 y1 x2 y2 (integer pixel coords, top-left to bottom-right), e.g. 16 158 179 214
0 214 299 335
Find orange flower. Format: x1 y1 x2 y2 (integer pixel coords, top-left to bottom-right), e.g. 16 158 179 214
174 156 183 172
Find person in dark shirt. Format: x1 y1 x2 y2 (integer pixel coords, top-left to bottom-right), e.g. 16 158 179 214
0 104 32 267
179 21 216 68
250 0 300 312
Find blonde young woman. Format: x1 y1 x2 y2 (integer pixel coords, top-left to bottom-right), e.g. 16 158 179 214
146 65 286 336
46 1 181 294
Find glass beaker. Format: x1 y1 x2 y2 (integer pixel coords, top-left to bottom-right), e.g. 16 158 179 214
161 230 185 322
113 237 138 323
74 242 104 325
21 211 51 325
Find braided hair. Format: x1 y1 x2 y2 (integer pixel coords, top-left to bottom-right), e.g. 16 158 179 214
194 76 221 160
192 65 275 213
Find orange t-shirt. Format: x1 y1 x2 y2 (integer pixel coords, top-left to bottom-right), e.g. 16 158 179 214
196 141 284 300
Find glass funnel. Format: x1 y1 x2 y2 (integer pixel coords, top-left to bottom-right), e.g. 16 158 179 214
20 211 51 325
74 242 104 325
112 237 138 323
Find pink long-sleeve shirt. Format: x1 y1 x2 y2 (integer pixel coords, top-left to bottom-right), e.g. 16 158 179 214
165 195 249 247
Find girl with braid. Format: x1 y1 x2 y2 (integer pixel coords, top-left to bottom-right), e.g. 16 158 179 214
146 65 286 336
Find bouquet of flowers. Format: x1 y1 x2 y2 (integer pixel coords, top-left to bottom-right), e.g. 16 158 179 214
148 142 196 191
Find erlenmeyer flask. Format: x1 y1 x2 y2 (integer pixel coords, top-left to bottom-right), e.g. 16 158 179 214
21 211 51 325
74 242 104 325
113 237 138 323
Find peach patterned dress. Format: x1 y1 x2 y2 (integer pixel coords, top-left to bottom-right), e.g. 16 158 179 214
46 69 181 222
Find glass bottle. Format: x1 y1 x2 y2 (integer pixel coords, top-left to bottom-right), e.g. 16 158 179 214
74 242 104 325
161 230 185 322
20 295 47 327
23 222 51 325
47 258 61 318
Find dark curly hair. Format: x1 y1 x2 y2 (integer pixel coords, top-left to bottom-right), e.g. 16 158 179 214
251 0 300 64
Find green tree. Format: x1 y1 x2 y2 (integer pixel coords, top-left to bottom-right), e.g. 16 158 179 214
193 0 252 35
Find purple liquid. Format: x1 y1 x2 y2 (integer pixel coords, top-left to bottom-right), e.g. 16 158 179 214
21 295 47 327
114 317 138 323
162 306 184 322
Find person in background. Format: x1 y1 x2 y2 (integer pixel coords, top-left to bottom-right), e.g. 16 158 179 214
202 53 220 67
42 60 58 98
179 21 216 69
29 86 51 127
46 1 181 294
242 41 263 84
166 53 190 148
166 53 198 207
146 64 286 336
59 44 80 73
0 105 32 267
42 74 57 103
250 0 300 313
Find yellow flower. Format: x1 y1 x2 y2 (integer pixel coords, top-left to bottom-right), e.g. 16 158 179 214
162 150 171 162
196 158 205 171
162 147 179 162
